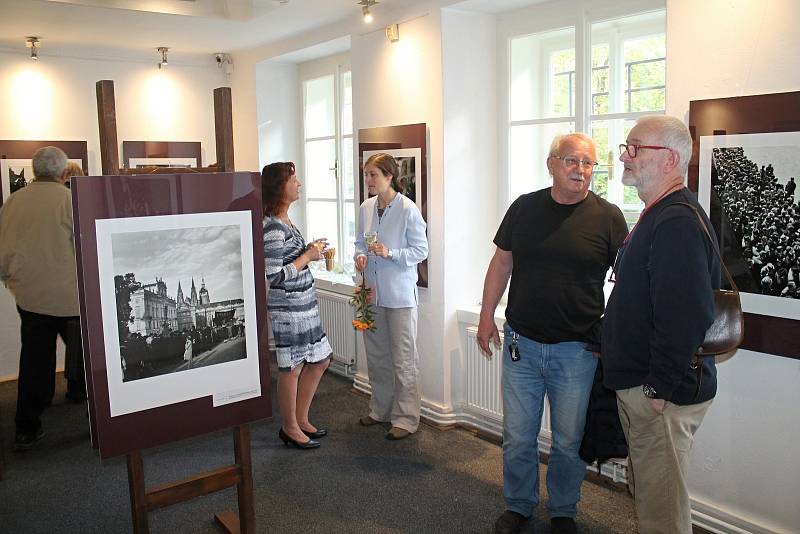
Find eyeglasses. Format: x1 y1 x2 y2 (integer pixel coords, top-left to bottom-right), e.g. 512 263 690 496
552 156 598 169
619 144 672 158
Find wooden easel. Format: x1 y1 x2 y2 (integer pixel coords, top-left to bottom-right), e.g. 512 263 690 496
126 425 255 534
95 79 235 175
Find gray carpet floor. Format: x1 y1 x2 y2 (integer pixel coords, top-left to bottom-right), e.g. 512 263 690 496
0 366 638 533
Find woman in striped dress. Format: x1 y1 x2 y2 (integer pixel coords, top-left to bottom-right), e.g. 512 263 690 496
262 161 332 450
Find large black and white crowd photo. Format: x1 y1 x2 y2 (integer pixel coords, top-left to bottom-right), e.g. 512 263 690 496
710 134 800 299
111 224 248 382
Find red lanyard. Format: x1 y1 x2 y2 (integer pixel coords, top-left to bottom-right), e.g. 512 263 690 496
608 185 685 283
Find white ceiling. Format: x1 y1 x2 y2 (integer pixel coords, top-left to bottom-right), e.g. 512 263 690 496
0 0 547 59
0 0 435 57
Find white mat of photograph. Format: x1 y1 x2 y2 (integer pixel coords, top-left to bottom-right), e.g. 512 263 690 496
95 210 261 417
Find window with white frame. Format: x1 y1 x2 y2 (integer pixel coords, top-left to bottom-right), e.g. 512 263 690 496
508 10 666 226
301 59 355 279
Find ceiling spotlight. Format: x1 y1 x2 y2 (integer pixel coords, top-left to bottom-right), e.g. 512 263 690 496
357 0 377 23
385 24 399 43
157 46 169 69
26 37 40 60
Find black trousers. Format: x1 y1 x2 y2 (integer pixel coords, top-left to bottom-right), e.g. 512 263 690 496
15 307 84 434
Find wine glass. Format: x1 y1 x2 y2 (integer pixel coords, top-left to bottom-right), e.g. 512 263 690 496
364 231 377 255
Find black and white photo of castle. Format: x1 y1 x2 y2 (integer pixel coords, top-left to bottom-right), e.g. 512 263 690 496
710 141 800 299
111 224 248 382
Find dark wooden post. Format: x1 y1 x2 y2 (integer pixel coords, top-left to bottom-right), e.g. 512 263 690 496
214 87 235 172
96 80 120 175
127 451 150 534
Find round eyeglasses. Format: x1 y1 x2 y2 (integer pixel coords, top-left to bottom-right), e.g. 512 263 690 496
552 156 598 169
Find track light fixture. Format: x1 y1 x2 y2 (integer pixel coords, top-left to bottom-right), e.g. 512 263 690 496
26 37 40 60
157 46 169 69
357 0 377 23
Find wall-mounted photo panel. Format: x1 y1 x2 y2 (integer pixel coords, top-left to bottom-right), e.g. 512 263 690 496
72 172 271 458
0 140 88 206
128 157 197 169
1 158 84 202
689 91 800 359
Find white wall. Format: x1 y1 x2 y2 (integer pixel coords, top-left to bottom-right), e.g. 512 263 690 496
441 8 498 416
0 50 227 380
667 1 800 532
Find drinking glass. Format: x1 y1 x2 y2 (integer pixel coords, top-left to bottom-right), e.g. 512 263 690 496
364 231 377 255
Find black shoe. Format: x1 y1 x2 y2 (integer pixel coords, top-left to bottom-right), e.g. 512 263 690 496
302 428 328 439
551 517 577 534
278 428 320 449
494 510 529 534
14 428 45 452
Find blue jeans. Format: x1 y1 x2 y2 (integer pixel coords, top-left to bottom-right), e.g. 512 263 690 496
502 323 597 518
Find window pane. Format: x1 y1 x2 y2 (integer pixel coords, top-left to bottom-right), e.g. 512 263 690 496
592 10 665 115
509 122 573 203
341 70 353 136
629 88 665 112
510 27 575 121
304 139 336 199
342 136 354 199
307 200 338 253
304 75 335 139
343 200 355 273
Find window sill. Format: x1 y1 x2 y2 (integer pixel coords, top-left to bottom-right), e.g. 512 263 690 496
457 305 506 330
312 267 356 296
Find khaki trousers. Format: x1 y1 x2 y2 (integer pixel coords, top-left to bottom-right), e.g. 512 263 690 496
616 387 712 534
363 306 421 432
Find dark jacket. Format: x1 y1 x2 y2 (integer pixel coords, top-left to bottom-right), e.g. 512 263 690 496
579 360 628 466
602 189 721 404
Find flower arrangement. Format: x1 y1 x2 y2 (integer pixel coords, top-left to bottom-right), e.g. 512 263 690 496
350 281 375 331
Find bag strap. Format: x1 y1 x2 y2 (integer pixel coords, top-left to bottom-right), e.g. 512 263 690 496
671 202 739 294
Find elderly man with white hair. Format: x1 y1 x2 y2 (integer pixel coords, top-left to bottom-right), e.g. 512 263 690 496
602 115 721 533
0 146 84 451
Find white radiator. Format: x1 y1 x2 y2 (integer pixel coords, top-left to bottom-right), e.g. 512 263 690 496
317 290 356 367
464 326 552 438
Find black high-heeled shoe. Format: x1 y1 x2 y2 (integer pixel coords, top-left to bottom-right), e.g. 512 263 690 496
278 428 320 449
302 428 328 439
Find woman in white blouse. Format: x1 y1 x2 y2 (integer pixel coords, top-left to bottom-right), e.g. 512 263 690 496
354 153 428 440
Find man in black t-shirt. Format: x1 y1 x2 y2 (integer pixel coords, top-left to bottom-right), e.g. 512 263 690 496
478 133 627 534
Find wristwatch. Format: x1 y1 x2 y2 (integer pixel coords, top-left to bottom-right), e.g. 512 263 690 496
642 384 658 399
387 249 393 260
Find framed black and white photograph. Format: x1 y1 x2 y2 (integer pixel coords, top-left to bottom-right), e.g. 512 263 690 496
128 157 197 169
1 158 83 202
362 148 422 206
96 210 261 417
698 131 800 320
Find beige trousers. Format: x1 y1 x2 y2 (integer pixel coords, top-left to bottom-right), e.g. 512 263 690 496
616 386 712 534
363 306 421 432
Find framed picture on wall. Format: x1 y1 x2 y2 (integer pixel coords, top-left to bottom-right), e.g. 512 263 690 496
0 140 88 206
689 91 800 359
128 157 197 169
122 141 202 169
1 158 84 201
358 123 428 287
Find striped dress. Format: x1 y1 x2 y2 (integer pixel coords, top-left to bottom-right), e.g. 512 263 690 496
263 216 332 371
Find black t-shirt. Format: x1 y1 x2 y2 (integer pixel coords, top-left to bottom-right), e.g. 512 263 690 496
494 188 628 344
